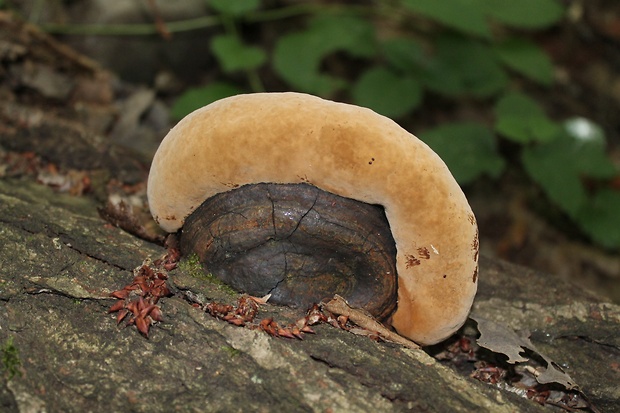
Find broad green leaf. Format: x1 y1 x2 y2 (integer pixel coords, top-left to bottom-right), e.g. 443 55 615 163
209 0 260 16
382 38 426 73
422 36 507 97
400 0 492 38
576 189 620 249
401 0 564 32
273 31 340 94
351 67 422 118
483 0 565 29
419 122 505 184
494 92 561 143
521 136 592 217
494 92 545 117
564 118 617 179
522 118 617 219
170 82 244 120
522 147 586 217
555 117 620 249
211 34 266 73
418 61 461 96
495 39 555 85
495 115 561 143
273 14 375 95
306 14 376 58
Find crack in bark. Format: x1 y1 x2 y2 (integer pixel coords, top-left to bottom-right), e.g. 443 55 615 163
56 232 129 272
2 216 132 273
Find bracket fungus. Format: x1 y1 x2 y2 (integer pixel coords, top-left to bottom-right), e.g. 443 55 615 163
147 92 479 345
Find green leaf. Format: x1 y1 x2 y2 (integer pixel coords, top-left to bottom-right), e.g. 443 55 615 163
419 122 505 184
211 34 266 73
564 118 617 179
482 0 565 29
400 0 492 38
307 14 376 58
495 39 555 85
494 92 561 143
524 117 620 249
400 0 564 32
422 36 507 97
522 116 617 220
495 92 545 117
273 31 344 95
170 82 245 120
576 189 620 249
382 38 427 74
209 0 260 16
496 115 562 144
352 67 422 118
522 143 586 217
273 14 375 95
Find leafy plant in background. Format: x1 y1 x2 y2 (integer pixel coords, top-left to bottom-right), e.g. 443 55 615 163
495 93 620 248
42 0 619 249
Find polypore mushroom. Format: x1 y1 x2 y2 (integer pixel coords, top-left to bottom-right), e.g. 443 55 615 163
148 92 479 345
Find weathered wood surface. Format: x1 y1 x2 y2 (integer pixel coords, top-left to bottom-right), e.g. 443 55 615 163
1 177 619 412
0 11 618 413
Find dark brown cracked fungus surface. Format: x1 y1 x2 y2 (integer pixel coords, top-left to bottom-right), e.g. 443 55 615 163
180 182 398 321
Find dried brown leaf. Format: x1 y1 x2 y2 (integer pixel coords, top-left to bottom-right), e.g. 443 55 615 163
472 315 578 390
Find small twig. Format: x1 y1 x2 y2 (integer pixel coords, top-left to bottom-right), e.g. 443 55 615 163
322 295 420 350
23 20 104 72
146 0 172 40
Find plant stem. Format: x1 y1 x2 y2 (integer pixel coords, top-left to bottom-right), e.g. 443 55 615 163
218 15 264 93
40 3 372 36
247 70 265 92
42 15 221 36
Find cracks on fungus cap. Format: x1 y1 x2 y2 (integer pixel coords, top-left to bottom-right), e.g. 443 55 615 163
265 186 319 296
267 185 319 241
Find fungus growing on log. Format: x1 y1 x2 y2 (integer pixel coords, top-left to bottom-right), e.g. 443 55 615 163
147 92 479 345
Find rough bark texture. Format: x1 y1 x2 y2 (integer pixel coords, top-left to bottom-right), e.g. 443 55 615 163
0 11 618 413
1 177 619 413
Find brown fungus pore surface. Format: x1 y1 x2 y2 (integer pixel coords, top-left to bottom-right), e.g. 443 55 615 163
147 92 479 345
